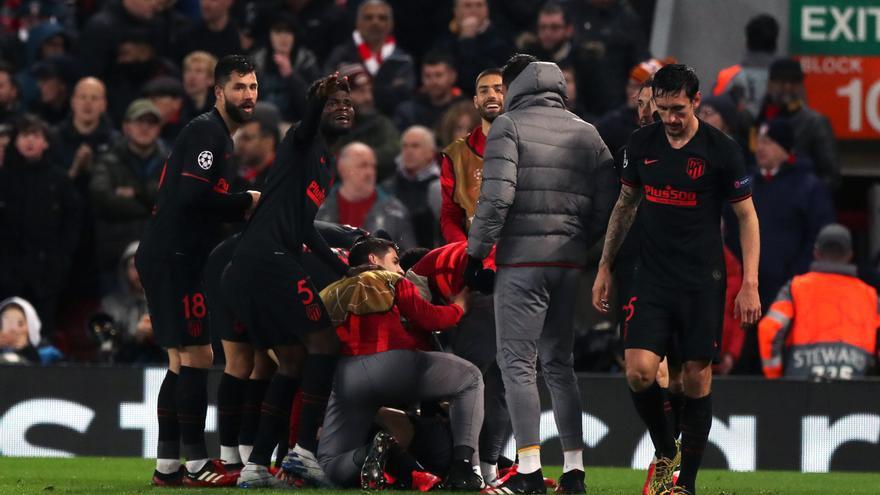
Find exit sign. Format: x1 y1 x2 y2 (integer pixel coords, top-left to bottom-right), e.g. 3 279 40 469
791 1 880 55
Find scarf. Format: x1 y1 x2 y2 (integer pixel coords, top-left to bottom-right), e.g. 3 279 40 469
353 30 396 76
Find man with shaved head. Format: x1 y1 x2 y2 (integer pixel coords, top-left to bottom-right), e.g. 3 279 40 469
52 77 118 181
382 126 441 247
324 0 416 116
317 141 416 249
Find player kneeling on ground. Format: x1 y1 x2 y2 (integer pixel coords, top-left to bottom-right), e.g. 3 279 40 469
317 236 485 491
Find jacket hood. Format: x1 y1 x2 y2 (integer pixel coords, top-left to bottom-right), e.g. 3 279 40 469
505 62 567 112
0 297 42 347
26 22 70 65
118 241 141 297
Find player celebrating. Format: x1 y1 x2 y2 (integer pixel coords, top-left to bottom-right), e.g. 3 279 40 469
225 74 353 489
593 64 761 495
135 55 261 487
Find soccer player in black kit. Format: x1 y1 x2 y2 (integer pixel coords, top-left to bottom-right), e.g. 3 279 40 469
135 55 261 487
593 65 762 495
225 74 353 488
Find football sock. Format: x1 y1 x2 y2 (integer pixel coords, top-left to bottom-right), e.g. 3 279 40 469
563 449 584 473
239 378 270 462
177 366 209 462
217 373 246 464
481 462 498 484
296 354 338 452
517 446 541 474
631 382 677 459
668 389 686 439
678 394 713 493
250 374 299 467
156 369 180 473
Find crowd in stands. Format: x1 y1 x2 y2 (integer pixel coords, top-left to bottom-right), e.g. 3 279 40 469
0 0 875 380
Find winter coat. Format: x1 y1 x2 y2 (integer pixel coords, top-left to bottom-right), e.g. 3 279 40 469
324 39 416 116
89 138 168 272
432 23 514 97
381 158 442 247
331 110 400 179
98 242 147 339
467 62 617 266
316 186 417 250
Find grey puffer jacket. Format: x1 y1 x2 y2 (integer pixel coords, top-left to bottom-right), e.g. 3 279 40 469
467 62 617 266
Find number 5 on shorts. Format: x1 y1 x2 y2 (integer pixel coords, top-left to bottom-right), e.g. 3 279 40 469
297 279 314 304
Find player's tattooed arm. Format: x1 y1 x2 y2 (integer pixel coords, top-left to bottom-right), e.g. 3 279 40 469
598 184 642 269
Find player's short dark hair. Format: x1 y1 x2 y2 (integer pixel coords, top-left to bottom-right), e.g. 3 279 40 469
475 67 502 89
651 64 699 100
15 113 49 137
423 51 455 70
214 55 255 88
746 14 779 53
502 53 538 88
539 1 570 25
349 236 398 267
400 248 429 272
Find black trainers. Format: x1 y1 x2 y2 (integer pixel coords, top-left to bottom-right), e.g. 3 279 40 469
555 469 585 494
361 431 393 490
151 467 184 486
481 470 546 495
443 460 484 491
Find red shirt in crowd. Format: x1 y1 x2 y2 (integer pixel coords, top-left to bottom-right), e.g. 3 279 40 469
335 276 464 356
337 190 376 227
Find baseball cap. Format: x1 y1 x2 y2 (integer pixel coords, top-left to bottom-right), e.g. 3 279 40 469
759 118 794 153
125 98 162 122
769 58 804 83
815 224 852 254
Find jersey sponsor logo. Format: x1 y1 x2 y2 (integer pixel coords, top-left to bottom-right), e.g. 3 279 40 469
687 157 706 179
644 184 698 207
197 151 213 170
305 303 323 322
734 176 752 189
212 178 230 194
306 180 326 207
644 158 659 165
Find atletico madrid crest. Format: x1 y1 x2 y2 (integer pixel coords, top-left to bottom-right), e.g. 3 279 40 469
306 303 323 322
687 157 705 180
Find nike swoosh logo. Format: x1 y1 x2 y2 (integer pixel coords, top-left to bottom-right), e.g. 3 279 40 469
644 159 659 165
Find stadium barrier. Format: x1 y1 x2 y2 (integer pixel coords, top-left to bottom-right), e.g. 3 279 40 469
2 365 879 472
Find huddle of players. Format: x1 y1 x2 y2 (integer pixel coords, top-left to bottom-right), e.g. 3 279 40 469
137 52 761 495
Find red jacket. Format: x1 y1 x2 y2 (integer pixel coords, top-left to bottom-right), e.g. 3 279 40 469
409 240 496 301
721 246 745 361
335 276 464 356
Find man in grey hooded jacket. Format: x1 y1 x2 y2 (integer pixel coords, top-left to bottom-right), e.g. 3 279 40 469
466 54 616 494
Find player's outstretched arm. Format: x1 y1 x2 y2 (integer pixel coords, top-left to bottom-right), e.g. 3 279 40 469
731 197 761 325
592 183 642 313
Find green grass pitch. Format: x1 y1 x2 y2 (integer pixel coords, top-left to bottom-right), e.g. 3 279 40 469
0 457 878 494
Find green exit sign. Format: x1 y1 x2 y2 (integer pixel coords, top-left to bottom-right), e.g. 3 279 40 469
791 0 880 55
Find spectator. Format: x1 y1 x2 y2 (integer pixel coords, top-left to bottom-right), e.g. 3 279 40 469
382 126 442 247
251 14 314 122
436 98 480 148
181 51 217 120
0 297 41 364
177 0 242 62
142 76 186 142
325 0 416 116
0 62 21 125
0 114 82 338
521 2 576 64
105 29 179 127
331 65 400 179
566 0 650 116
30 54 80 125
393 51 463 131
713 14 779 119
758 58 839 187
98 241 163 363
51 77 118 183
17 21 73 110
433 0 513 97
89 99 167 286
254 0 350 63
233 102 281 190
759 224 879 380
78 0 166 79
596 58 668 153
697 94 738 137
0 123 11 165
559 62 589 120
316 141 416 249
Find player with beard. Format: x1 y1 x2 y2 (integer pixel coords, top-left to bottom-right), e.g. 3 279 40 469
225 74 354 489
593 65 761 495
135 55 261 487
